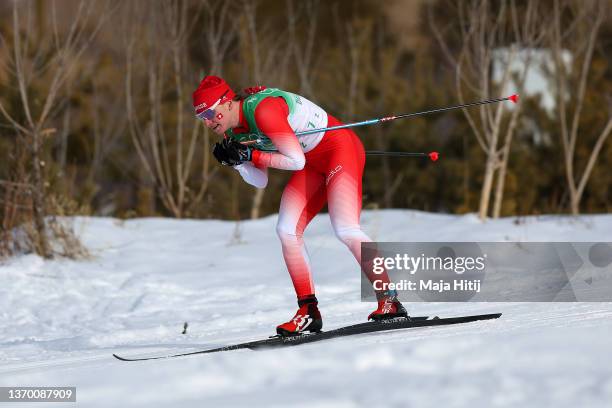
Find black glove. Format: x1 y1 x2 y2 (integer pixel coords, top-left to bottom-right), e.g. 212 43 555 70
224 139 252 165
213 140 234 166
212 139 253 166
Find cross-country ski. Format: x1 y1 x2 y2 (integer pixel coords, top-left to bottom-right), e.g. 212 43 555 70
112 314 502 361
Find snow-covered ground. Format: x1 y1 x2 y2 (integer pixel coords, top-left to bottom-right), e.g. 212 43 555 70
1 210 611 407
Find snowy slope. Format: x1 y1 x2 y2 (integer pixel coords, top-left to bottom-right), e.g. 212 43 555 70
1 210 611 408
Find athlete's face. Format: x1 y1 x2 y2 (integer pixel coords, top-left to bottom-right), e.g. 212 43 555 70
203 100 236 135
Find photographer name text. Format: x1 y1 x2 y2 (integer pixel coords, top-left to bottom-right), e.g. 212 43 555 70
373 279 482 293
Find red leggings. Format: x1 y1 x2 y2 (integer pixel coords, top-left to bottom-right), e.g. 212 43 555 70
276 116 390 299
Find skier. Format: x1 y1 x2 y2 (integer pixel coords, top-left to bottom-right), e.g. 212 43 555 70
192 75 408 336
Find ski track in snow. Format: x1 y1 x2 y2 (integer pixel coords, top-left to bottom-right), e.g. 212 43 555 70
1 210 611 407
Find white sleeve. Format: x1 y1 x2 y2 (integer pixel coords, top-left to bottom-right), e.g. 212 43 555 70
234 162 268 189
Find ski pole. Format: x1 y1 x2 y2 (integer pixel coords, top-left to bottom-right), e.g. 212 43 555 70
366 151 439 162
295 94 519 137
239 95 517 150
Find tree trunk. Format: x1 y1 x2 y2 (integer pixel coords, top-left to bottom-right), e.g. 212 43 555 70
31 130 51 258
565 153 579 215
478 152 496 220
570 194 580 216
493 113 519 218
250 188 265 219
492 150 508 218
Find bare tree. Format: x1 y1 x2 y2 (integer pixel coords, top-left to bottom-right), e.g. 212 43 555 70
339 18 371 122
125 0 218 218
0 0 114 257
550 0 612 215
430 0 544 219
0 143 30 258
369 21 408 208
286 0 320 99
492 0 546 218
240 0 293 219
190 0 238 216
202 0 236 76
85 77 128 197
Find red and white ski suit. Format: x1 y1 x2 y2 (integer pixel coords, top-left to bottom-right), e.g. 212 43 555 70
232 96 390 300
